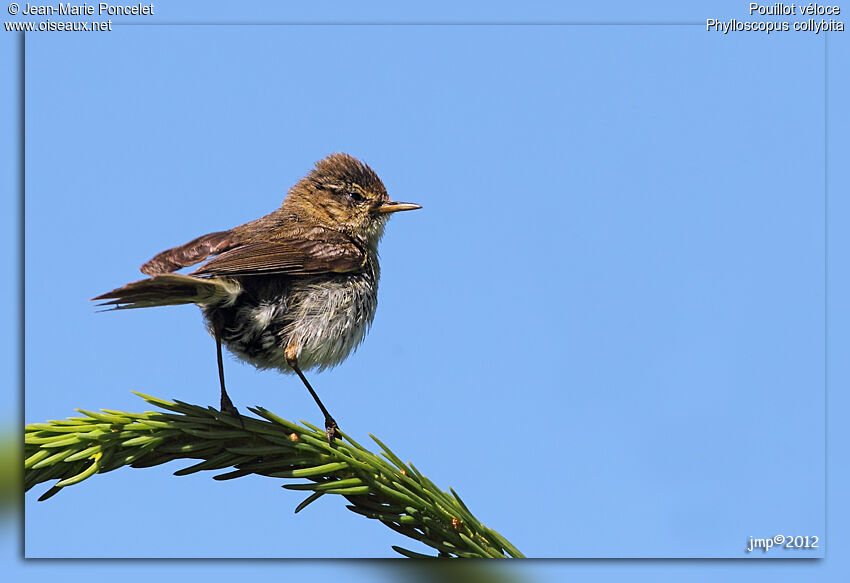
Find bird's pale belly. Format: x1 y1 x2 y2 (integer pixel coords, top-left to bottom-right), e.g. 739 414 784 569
203 268 379 374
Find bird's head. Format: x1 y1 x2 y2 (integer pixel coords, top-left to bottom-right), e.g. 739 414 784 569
285 153 420 245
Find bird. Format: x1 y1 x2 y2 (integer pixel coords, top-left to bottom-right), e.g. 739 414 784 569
92 153 421 441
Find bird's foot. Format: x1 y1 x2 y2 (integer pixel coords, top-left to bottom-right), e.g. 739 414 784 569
325 416 340 444
220 392 245 428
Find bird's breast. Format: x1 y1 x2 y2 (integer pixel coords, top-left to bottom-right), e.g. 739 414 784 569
208 258 380 373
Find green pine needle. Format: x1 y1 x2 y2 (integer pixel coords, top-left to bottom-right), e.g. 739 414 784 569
25 393 524 559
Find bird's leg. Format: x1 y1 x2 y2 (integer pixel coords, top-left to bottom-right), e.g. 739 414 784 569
286 342 339 443
213 317 242 424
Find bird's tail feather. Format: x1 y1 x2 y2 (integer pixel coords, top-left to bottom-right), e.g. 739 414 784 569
92 273 241 310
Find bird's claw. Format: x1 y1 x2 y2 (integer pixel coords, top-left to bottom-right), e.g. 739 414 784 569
325 417 340 444
220 393 245 428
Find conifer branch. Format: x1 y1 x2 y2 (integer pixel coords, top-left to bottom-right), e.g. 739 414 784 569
25 393 523 559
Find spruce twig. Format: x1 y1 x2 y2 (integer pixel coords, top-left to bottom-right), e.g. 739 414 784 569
25 392 523 559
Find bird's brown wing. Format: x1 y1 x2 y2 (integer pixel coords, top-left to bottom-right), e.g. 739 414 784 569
191 236 366 277
141 231 239 276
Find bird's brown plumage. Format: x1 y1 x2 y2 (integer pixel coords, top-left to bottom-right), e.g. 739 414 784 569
92 152 420 441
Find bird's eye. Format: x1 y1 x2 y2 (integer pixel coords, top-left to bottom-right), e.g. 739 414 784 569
346 189 366 204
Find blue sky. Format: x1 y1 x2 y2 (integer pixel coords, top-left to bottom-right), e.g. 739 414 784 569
5 0 850 581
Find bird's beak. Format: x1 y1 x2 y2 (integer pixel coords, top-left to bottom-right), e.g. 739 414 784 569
376 201 422 214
